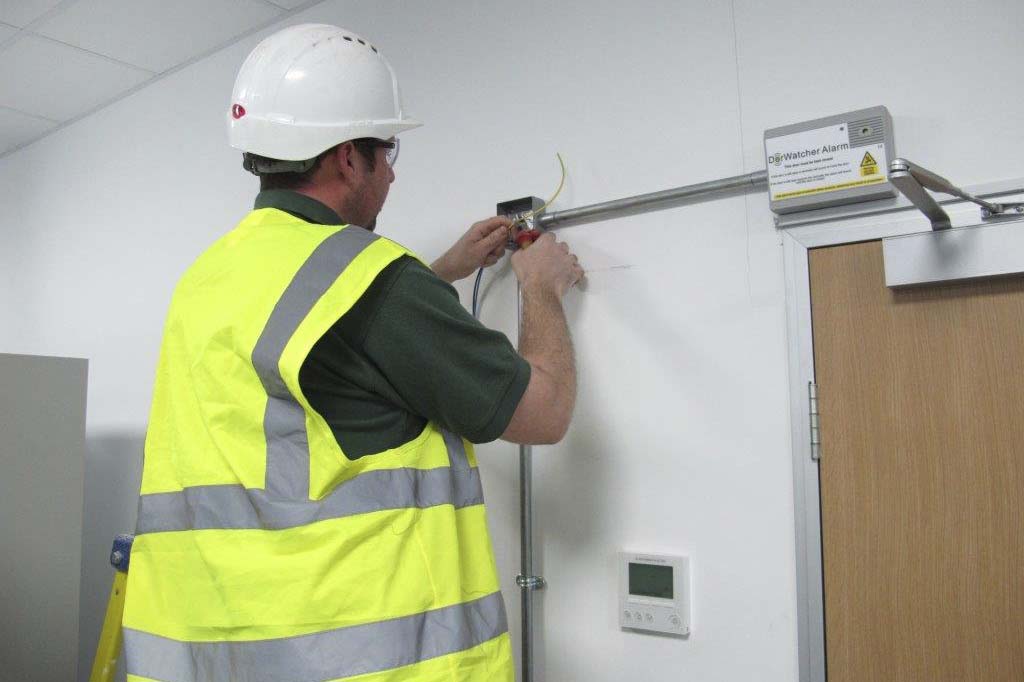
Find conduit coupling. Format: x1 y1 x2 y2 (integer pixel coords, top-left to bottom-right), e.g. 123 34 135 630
516 574 547 590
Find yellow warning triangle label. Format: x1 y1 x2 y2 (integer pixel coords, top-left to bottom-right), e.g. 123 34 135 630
860 151 877 168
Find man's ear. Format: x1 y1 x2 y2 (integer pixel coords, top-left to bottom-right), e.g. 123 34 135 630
331 142 360 183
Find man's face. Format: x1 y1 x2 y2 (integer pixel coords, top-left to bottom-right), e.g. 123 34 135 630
354 142 395 232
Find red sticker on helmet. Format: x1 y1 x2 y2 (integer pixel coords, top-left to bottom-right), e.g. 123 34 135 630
231 104 246 119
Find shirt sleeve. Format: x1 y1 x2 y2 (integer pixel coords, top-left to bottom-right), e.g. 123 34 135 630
356 256 531 443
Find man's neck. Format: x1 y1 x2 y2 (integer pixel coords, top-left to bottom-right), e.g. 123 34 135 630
292 186 373 230
292 187 342 219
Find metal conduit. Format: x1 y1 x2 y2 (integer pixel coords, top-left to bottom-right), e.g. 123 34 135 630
519 439 535 680
514 281 542 682
537 169 768 230
514 168 768 682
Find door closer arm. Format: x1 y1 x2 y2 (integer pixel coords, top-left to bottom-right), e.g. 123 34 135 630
888 158 1024 230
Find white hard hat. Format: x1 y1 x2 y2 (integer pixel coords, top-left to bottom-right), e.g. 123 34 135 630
227 23 422 162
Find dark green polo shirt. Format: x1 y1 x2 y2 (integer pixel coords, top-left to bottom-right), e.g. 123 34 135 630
254 190 530 460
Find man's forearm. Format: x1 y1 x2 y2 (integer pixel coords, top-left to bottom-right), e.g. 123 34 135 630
430 254 457 284
517 283 576 439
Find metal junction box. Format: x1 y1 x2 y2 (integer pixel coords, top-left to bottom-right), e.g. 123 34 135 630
764 105 896 214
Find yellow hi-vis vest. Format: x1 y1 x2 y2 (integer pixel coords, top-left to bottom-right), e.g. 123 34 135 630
122 207 514 682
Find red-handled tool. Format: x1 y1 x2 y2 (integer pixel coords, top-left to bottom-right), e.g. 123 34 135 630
514 228 542 249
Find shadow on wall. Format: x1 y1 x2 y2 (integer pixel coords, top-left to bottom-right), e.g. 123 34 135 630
78 432 145 682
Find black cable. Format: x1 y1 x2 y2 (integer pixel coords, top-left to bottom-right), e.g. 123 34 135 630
471 266 485 319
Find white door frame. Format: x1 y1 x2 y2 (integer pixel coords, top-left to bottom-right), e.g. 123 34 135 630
781 177 1024 682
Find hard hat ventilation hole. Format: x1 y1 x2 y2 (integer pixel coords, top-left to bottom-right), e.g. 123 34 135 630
339 35 377 53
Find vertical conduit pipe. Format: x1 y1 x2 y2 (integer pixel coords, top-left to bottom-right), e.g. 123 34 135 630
520 440 535 681
516 281 538 682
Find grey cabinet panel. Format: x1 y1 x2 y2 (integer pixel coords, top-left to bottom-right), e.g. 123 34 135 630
0 353 88 682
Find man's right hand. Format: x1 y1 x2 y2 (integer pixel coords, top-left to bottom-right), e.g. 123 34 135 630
510 233 584 297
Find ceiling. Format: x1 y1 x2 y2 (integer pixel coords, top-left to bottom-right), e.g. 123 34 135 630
0 0 322 158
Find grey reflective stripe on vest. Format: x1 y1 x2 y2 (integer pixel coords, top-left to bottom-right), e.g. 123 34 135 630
442 428 470 471
124 591 508 682
251 225 378 500
136 460 484 533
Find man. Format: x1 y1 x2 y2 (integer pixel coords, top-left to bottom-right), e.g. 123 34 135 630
121 23 582 682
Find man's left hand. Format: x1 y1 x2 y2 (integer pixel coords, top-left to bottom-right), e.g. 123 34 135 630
431 216 512 284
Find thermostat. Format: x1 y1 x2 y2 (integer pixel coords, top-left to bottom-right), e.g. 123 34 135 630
619 552 690 636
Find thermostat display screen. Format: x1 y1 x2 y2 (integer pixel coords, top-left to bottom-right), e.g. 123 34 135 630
628 562 673 599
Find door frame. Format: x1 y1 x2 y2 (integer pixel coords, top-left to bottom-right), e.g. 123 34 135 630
780 177 1024 682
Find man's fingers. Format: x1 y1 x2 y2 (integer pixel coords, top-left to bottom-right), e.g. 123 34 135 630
474 225 507 266
485 224 508 244
476 216 512 235
471 220 510 249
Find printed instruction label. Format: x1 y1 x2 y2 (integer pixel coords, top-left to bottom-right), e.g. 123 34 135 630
765 123 887 201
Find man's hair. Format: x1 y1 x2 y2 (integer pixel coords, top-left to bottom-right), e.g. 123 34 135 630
253 139 379 191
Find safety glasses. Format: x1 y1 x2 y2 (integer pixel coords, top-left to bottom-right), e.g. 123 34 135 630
354 137 399 167
383 137 399 167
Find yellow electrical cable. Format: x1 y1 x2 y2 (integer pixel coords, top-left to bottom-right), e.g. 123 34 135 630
510 153 567 233
525 152 567 220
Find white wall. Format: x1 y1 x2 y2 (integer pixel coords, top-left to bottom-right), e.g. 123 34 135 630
1 1 1021 680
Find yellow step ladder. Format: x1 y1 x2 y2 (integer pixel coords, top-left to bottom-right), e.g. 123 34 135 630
89 535 133 682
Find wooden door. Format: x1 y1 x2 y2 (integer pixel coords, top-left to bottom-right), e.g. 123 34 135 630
809 240 1024 681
